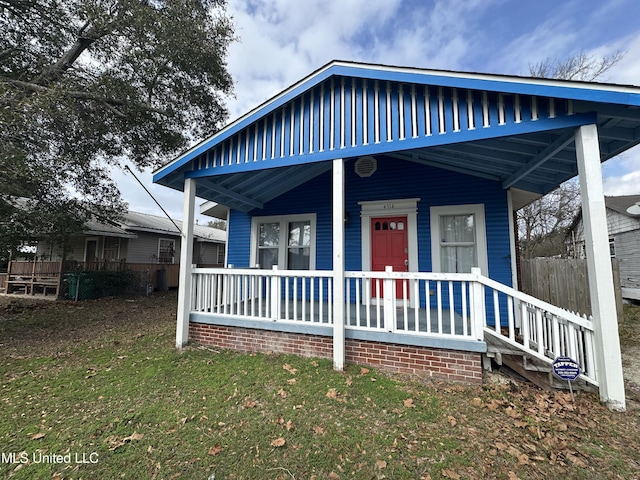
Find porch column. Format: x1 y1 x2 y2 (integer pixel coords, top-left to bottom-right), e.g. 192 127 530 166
176 178 196 349
575 124 625 411
332 158 345 370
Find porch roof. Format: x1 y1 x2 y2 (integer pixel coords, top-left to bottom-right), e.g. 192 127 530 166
153 60 640 212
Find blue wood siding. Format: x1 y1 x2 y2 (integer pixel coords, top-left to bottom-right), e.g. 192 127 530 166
226 156 512 289
177 76 590 179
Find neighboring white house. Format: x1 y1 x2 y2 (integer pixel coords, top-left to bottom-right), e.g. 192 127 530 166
37 210 226 267
567 194 640 300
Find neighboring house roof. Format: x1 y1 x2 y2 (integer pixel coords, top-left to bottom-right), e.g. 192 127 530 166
566 194 640 240
154 60 640 212
603 194 640 218
84 218 137 238
86 210 226 243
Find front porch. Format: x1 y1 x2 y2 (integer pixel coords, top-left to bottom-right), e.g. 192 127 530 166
187 267 597 386
153 60 640 410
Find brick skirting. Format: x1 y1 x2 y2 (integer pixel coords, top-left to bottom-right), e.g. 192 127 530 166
189 322 482 384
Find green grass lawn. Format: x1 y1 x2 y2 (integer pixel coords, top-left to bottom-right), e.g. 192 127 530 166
1 293 639 479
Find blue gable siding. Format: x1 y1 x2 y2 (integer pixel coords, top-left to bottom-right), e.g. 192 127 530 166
226 156 512 288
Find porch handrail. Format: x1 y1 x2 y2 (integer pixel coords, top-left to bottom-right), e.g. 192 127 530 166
477 274 593 330
474 270 598 386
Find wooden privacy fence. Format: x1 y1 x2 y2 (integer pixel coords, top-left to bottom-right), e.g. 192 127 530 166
520 258 623 319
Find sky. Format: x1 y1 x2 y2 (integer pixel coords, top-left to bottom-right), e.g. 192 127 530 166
112 0 640 221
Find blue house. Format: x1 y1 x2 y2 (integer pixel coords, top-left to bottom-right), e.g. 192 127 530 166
154 61 640 411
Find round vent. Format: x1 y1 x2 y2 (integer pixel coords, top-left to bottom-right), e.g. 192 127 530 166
355 156 377 178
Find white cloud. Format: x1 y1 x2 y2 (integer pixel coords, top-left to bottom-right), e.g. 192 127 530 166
225 0 500 117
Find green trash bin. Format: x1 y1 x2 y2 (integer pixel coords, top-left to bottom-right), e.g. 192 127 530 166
65 273 79 300
65 273 92 300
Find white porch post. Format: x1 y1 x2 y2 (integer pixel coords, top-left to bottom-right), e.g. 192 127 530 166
333 158 345 370
575 124 626 411
176 178 196 349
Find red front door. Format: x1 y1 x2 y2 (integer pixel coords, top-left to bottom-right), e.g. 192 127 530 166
371 216 408 299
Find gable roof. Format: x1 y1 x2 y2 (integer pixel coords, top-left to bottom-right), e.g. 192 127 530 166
604 194 640 218
122 211 226 242
85 210 226 243
566 194 640 239
154 60 640 212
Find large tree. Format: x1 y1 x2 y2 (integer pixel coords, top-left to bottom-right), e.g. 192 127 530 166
0 0 234 261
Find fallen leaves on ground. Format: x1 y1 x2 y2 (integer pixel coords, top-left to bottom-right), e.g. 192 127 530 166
106 431 144 451
283 363 297 374
270 437 286 447
208 444 222 456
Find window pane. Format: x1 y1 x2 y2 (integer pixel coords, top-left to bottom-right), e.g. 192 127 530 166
288 247 310 270
159 239 175 264
259 223 280 247
259 248 279 269
288 221 310 247
440 214 474 243
104 237 120 260
441 246 476 273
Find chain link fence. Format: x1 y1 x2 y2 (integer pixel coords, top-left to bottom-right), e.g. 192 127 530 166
60 269 153 301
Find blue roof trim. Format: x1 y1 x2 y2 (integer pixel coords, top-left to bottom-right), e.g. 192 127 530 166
181 112 596 178
330 64 640 106
153 66 336 182
153 61 640 184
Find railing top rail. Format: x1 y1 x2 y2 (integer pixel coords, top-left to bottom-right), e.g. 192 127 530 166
193 267 477 282
477 274 594 330
345 271 477 281
192 267 334 278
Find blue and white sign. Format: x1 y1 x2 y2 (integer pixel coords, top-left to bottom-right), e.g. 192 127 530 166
552 357 581 381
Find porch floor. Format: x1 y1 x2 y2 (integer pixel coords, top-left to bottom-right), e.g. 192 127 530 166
201 299 469 335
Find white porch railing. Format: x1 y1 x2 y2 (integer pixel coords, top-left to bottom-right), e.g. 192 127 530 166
190 267 598 385
477 274 598 385
191 267 334 324
343 268 483 340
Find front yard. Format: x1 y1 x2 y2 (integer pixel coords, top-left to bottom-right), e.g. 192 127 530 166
0 292 639 479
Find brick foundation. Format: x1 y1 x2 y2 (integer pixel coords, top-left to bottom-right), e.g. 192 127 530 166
189 322 482 384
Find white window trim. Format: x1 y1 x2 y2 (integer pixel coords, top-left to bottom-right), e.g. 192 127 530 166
158 237 176 264
250 214 317 270
430 204 488 275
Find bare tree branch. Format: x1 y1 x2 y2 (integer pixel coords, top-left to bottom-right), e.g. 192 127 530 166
529 51 625 81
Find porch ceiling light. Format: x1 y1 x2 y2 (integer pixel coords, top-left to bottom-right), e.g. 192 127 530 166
355 156 377 178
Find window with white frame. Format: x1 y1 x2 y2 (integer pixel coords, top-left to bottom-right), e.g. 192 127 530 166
158 238 176 264
252 214 316 270
430 204 488 274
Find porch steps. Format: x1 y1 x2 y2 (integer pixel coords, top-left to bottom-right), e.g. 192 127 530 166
484 335 597 393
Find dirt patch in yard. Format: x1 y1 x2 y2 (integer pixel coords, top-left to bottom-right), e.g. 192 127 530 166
0 292 177 359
